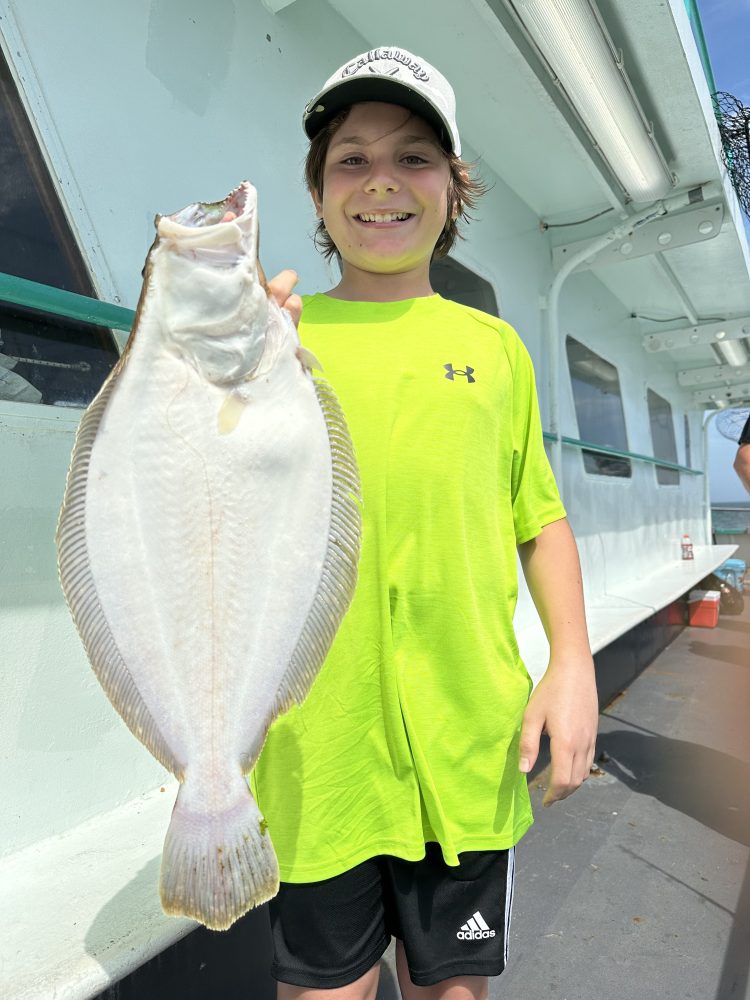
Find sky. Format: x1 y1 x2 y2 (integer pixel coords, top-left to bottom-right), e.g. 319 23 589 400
694 0 750 502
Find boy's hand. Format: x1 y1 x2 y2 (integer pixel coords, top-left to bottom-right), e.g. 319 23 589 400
267 270 303 328
220 212 302 328
518 657 598 807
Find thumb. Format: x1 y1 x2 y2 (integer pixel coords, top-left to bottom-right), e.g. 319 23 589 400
284 293 303 329
518 708 544 774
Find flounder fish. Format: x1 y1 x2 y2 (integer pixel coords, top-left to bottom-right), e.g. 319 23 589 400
56 182 361 930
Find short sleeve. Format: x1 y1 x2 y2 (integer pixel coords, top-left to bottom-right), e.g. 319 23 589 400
509 333 567 544
739 414 750 445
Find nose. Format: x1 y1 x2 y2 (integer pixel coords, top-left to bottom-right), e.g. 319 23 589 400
364 160 400 195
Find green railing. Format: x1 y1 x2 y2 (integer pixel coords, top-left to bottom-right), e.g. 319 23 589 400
543 432 702 476
0 271 703 475
683 0 719 96
0 272 135 332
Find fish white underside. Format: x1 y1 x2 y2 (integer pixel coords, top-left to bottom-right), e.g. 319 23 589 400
58 304 360 928
57 180 361 929
84 307 332 795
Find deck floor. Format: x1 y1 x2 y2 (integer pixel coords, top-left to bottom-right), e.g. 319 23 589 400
375 600 750 1000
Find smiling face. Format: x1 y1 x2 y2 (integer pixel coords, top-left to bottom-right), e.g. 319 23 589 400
312 102 453 294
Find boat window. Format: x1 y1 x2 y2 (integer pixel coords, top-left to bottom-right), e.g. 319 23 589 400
0 48 119 408
684 413 691 469
565 337 631 478
430 257 499 316
647 389 680 486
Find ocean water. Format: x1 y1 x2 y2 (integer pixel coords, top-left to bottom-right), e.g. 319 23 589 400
712 503 750 533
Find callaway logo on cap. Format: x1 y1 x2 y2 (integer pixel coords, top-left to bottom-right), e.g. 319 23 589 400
303 47 461 156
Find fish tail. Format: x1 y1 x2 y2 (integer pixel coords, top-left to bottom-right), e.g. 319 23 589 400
159 777 279 930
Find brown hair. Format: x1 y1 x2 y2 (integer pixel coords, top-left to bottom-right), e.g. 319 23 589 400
303 107 489 262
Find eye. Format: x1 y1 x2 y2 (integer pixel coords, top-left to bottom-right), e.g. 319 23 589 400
402 154 428 165
341 155 366 166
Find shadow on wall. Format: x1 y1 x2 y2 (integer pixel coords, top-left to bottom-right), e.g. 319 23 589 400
90 855 274 999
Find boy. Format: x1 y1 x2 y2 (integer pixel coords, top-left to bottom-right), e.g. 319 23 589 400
254 47 599 1000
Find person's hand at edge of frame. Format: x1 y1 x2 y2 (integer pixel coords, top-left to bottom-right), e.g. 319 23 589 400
518 654 599 808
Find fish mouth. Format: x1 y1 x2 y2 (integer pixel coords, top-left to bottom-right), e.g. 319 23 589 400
156 182 260 270
166 182 253 230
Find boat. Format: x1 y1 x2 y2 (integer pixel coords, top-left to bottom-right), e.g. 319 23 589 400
1 0 748 996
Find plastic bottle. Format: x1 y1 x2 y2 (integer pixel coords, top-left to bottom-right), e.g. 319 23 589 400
681 534 694 560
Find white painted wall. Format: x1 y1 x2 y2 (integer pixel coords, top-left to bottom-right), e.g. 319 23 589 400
0 0 372 857
0 0 715 858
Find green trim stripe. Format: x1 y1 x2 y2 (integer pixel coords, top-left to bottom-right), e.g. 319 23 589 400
543 432 702 475
0 272 135 332
0 270 703 477
683 0 719 95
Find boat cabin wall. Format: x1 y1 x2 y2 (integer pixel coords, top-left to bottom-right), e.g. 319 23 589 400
556 269 705 603
0 0 705 854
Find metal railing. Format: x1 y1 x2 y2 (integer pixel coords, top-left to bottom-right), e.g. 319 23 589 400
0 271 134 331
683 0 719 96
542 432 702 476
0 270 703 476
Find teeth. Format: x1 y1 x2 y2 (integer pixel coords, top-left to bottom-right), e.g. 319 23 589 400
357 212 411 223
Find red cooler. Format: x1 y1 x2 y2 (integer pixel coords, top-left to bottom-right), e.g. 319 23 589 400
688 590 720 628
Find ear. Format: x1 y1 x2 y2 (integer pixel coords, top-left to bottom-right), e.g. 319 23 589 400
311 190 323 219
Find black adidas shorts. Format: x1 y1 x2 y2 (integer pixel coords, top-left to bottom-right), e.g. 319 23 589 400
268 842 516 989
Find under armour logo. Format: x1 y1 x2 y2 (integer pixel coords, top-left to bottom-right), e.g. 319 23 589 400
444 363 475 383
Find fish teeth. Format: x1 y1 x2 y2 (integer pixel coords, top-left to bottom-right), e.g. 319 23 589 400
357 212 411 223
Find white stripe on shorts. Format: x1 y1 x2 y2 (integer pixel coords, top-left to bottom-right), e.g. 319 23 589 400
503 846 516 964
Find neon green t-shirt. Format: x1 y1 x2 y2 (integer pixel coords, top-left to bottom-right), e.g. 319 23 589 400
249 292 566 882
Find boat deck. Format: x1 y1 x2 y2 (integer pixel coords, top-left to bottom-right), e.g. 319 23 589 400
381 599 750 1000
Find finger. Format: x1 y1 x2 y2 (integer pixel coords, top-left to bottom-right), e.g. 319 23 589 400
267 269 299 310
543 737 575 807
545 748 591 806
284 293 303 329
518 709 545 774
222 211 237 222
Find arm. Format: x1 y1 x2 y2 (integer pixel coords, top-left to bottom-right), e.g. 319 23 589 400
734 444 750 494
517 517 599 806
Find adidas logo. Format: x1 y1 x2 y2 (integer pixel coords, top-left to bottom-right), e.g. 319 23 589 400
457 911 496 940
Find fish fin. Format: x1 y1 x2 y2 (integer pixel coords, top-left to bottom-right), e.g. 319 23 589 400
217 392 247 434
56 375 184 778
296 345 324 372
160 776 279 930
269 376 362 717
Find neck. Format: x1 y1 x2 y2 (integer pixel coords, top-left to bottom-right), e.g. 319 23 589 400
327 262 435 302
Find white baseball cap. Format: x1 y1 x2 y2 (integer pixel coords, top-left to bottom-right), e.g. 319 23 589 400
303 46 461 156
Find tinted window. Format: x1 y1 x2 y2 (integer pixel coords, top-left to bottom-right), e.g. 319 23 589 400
566 337 631 477
648 389 680 486
430 257 499 316
0 48 119 407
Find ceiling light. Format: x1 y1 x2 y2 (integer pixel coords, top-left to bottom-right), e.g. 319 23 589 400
715 339 749 367
512 0 674 200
